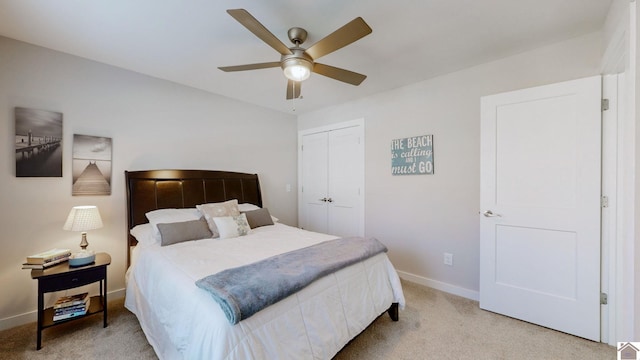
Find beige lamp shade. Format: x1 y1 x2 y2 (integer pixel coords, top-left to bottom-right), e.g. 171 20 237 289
63 205 103 251
63 205 103 231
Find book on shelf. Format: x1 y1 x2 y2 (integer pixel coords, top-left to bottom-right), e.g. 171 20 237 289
26 248 72 264
53 307 87 321
22 255 70 269
53 292 90 309
54 304 86 315
54 303 87 315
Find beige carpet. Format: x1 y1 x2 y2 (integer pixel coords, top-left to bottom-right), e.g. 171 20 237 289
0 280 615 359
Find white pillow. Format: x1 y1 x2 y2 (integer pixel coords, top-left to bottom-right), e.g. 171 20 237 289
212 213 251 239
237 203 261 212
130 223 156 246
145 208 202 240
238 203 279 222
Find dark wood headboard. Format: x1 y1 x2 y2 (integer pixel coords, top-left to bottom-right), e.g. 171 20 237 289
125 169 263 266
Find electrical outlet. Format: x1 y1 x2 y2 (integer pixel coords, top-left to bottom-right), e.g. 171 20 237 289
444 253 453 266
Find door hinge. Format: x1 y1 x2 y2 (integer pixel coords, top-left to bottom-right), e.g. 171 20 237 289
601 195 609 208
601 292 608 305
602 98 609 111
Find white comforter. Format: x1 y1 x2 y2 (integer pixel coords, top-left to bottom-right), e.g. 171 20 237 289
125 223 405 360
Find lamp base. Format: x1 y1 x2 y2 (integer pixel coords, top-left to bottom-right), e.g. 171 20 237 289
69 250 95 267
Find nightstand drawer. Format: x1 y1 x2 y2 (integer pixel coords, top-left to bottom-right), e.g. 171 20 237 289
39 266 106 293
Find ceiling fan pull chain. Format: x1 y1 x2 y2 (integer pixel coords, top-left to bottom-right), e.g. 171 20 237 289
292 81 296 112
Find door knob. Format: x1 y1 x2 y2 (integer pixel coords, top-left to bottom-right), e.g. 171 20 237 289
319 198 327 202
327 198 333 203
482 210 502 217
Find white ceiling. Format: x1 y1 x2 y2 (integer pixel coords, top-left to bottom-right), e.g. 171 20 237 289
0 0 612 115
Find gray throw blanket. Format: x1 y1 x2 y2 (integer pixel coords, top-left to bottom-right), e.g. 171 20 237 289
195 237 388 324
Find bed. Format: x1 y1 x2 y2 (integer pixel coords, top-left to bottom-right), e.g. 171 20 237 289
124 169 405 359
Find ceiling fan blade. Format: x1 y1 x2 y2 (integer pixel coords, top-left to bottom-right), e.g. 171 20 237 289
286 80 302 100
227 9 293 56
305 17 372 60
218 62 281 72
313 63 367 85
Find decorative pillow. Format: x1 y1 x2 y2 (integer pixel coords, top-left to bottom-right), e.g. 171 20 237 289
145 208 202 240
130 223 156 246
196 199 241 237
239 203 279 222
243 208 274 229
212 213 250 239
157 218 213 246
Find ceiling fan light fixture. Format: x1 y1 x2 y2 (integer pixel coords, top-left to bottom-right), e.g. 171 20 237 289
220 9 372 99
282 58 312 81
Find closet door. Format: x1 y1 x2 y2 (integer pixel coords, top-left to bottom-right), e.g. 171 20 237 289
300 131 329 233
327 126 363 237
299 121 364 237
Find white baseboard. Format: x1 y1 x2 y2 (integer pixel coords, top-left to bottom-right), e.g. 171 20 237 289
0 288 126 331
397 270 479 301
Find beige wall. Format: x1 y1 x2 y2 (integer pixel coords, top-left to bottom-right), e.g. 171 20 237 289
0 36 298 329
0 28 618 333
298 31 603 298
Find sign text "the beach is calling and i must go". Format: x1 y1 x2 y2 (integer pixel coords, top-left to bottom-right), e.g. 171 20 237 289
391 135 434 175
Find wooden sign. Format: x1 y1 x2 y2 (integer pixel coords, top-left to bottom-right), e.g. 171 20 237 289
391 135 434 175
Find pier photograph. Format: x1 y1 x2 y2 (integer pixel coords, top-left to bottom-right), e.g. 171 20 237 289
14 107 63 177
71 134 112 196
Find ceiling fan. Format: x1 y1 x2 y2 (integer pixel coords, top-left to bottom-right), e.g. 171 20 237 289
218 9 372 100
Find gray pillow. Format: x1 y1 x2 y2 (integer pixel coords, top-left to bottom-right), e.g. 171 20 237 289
157 218 213 246
243 208 275 229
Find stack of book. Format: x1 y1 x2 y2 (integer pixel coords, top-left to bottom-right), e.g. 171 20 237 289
53 292 90 321
22 248 71 269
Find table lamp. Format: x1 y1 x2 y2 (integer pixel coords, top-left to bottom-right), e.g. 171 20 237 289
63 205 103 266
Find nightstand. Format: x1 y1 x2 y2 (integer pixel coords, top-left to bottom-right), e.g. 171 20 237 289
30 252 111 350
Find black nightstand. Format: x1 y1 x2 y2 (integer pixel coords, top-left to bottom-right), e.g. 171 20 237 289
30 252 111 350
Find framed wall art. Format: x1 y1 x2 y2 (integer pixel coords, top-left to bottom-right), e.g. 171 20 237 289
15 107 63 177
71 134 112 195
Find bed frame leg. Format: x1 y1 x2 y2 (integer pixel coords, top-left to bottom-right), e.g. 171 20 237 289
387 302 399 321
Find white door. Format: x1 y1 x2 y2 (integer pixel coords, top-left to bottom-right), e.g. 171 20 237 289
479 76 602 341
299 122 364 237
327 126 363 237
301 131 329 233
